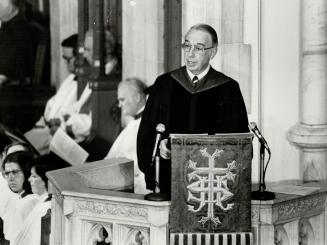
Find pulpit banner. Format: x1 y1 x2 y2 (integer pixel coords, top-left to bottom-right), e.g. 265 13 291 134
169 133 253 233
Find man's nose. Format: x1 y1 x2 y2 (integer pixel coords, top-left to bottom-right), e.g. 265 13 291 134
187 48 196 57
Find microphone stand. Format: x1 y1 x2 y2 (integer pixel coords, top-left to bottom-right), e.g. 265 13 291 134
144 152 169 201
252 143 275 200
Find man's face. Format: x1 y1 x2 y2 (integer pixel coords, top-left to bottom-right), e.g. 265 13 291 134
62 47 75 73
183 29 217 75
0 0 10 21
83 35 93 65
3 162 24 193
117 85 139 117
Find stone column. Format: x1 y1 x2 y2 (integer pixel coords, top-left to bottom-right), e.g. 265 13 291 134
287 0 327 182
122 0 165 86
49 0 78 88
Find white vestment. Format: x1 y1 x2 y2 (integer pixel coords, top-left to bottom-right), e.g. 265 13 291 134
13 193 51 245
25 74 92 154
0 175 38 242
106 117 149 195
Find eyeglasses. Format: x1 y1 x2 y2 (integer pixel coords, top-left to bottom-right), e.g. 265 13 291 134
3 169 22 178
182 42 214 54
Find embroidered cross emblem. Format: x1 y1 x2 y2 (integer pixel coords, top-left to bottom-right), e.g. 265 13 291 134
187 148 240 226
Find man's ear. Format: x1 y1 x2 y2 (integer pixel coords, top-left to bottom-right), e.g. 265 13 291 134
210 46 218 60
134 93 141 103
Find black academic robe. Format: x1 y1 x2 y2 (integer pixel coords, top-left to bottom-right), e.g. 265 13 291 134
0 14 34 82
137 66 249 194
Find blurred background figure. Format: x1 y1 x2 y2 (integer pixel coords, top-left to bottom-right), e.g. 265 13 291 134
0 0 34 86
84 29 120 75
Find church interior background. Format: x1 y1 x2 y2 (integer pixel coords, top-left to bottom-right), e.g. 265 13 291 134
1 0 327 244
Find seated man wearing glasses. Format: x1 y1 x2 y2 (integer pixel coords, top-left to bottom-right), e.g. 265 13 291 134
137 23 249 195
25 34 92 155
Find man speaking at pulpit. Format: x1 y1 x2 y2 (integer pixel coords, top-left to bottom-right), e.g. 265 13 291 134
137 23 249 196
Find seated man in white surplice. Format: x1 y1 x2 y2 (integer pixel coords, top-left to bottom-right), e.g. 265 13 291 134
25 34 92 155
105 78 149 194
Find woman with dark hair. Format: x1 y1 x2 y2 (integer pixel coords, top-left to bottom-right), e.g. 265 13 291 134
0 143 38 243
29 153 70 196
2 151 33 195
14 153 70 245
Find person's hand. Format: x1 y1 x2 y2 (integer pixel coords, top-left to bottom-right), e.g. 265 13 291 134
65 125 75 138
63 114 71 122
48 118 61 135
0 74 8 87
159 139 171 159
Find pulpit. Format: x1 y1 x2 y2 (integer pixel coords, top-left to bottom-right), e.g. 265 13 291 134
47 136 327 245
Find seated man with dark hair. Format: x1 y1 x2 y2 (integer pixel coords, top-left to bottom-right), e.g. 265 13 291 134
25 34 92 155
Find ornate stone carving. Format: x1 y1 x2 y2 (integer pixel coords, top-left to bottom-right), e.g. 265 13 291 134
52 186 64 206
87 223 112 245
123 227 149 245
299 218 314 245
251 206 260 223
274 193 326 223
274 225 289 245
75 200 148 220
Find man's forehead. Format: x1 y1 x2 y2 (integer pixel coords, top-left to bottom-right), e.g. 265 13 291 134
0 0 11 9
118 84 128 96
185 29 212 44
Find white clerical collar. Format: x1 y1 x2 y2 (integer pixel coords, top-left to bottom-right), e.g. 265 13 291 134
136 106 144 115
134 106 145 120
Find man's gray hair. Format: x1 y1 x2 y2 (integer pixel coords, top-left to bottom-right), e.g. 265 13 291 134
187 23 218 46
119 77 147 99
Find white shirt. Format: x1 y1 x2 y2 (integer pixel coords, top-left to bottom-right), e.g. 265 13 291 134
186 65 210 83
42 73 77 122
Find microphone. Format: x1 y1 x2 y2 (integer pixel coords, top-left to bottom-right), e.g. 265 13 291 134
248 122 271 154
145 123 169 201
249 121 275 200
151 123 165 163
